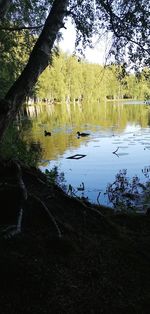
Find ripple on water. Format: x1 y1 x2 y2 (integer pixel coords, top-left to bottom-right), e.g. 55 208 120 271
118 146 128 149
123 138 131 141
112 141 124 145
117 152 129 156
131 138 142 141
141 142 150 145
92 139 101 142
128 142 136 145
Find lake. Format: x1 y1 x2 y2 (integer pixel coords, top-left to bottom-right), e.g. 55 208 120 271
21 100 150 210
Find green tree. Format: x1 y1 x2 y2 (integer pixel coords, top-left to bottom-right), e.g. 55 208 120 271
0 29 35 98
37 65 55 101
65 55 82 102
37 52 150 103
50 52 67 102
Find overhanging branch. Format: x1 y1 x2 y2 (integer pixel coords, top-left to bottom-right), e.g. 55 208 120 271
0 24 44 31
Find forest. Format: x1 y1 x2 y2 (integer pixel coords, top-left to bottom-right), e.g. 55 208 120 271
1 38 150 103
0 1 150 313
37 52 150 102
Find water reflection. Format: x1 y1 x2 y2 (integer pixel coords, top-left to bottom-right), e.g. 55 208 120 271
20 101 150 208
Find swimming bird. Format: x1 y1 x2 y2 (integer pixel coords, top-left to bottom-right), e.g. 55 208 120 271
44 130 51 136
77 131 90 137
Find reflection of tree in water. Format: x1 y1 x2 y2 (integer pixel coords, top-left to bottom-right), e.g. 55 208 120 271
106 169 150 212
147 111 150 127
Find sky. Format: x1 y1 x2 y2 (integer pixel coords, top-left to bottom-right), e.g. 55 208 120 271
59 19 111 65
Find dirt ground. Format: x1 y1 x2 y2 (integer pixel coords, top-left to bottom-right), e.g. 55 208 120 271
0 159 150 313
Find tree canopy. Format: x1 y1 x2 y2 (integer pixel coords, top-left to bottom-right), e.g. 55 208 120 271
36 52 150 103
0 0 150 140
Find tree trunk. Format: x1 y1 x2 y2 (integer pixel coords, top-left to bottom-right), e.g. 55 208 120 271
0 0 69 142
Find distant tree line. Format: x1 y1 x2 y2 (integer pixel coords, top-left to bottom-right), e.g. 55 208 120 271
1 34 150 105
35 52 150 104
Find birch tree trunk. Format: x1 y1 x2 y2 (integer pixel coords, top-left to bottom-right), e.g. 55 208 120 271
0 0 69 141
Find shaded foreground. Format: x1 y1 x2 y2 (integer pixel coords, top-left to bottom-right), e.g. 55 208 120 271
0 160 150 313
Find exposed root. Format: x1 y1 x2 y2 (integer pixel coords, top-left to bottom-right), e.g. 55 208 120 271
64 192 105 217
22 165 48 185
0 224 20 239
0 159 119 240
17 208 23 233
13 160 28 201
29 193 62 238
61 193 122 237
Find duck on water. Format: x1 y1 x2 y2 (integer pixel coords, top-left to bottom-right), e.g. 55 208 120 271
44 130 51 136
77 131 90 137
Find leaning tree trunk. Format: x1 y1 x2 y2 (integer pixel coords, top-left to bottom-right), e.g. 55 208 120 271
0 0 69 142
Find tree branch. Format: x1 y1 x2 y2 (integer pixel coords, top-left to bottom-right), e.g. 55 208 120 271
100 0 150 54
0 24 44 32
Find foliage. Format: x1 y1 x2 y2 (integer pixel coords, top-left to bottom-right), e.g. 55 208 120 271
0 1 48 98
45 166 66 190
7 1 52 27
67 0 150 69
0 30 36 98
0 125 42 166
37 52 150 102
2 0 150 67
106 169 148 212
44 166 150 212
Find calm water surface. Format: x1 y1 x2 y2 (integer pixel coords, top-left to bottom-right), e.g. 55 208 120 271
23 100 150 208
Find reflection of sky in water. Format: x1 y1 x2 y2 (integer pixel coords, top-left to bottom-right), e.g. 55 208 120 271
40 123 150 207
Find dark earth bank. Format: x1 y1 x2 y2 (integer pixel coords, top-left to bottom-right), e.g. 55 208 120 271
0 158 150 313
